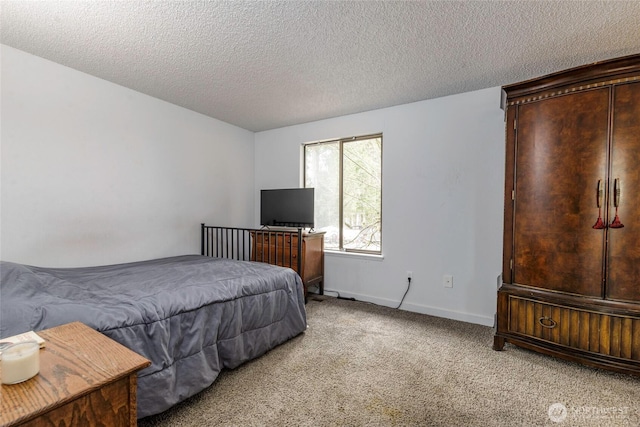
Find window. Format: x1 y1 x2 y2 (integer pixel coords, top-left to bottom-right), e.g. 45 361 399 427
304 134 382 254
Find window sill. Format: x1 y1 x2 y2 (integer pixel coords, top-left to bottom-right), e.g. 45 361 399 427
324 250 384 261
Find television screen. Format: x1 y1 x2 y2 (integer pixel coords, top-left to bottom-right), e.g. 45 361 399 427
260 188 314 228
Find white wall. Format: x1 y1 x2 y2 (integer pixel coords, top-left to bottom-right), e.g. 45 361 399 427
1 45 255 267
2 44 506 325
255 87 505 326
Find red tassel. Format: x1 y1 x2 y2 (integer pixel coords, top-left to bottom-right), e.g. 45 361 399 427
592 207 606 229
592 216 606 229
610 211 624 229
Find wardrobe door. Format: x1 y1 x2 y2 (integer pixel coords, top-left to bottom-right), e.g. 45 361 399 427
607 82 640 302
513 88 609 296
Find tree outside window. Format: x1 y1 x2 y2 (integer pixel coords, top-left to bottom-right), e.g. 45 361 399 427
304 134 382 254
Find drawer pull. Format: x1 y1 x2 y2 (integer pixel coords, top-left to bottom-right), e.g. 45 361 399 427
538 316 557 329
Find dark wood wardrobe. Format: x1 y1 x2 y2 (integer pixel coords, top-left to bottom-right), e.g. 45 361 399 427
494 54 640 376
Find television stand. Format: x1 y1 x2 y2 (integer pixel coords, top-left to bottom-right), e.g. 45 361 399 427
251 230 325 299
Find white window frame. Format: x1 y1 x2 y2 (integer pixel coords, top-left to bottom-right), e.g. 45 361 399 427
303 133 382 255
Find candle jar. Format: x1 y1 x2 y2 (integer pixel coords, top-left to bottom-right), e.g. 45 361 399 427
1 341 40 384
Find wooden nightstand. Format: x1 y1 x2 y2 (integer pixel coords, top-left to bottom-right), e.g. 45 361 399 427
0 322 150 426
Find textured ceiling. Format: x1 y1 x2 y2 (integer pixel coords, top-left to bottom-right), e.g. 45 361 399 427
2 1 640 132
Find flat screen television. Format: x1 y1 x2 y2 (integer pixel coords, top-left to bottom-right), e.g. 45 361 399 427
260 188 314 228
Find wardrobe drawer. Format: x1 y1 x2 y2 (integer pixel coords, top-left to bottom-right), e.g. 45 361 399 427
507 296 640 361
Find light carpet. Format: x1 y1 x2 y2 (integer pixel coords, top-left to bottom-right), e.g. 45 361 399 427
138 296 639 426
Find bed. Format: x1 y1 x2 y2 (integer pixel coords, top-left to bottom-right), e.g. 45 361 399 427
0 248 307 418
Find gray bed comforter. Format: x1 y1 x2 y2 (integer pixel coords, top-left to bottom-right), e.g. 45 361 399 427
0 255 307 418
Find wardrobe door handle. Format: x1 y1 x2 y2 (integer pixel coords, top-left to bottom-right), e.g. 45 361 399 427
597 179 604 208
610 178 624 228
592 180 606 229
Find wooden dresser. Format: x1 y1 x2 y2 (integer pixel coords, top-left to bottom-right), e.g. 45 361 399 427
251 230 325 298
493 54 640 376
0 322 151 426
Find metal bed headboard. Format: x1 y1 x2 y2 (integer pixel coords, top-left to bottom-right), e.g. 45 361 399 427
201 224 303 273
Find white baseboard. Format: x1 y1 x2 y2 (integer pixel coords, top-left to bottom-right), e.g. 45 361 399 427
320 288 494 327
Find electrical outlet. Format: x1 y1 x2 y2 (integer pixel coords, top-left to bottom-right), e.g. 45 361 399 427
443 274 453 288
406 271 412 280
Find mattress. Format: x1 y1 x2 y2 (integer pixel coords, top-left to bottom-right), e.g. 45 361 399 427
0 255 307 418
